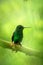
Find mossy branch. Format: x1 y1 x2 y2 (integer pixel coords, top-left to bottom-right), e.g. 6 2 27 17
0 39 42 58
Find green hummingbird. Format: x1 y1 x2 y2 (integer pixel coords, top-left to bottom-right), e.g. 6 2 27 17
11 25 31 46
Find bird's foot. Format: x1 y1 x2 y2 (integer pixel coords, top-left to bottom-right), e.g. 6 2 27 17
18 43 22 47
11 43 15 47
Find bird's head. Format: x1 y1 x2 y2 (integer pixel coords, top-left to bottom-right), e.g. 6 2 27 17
16 25 31 32
16 25 24 31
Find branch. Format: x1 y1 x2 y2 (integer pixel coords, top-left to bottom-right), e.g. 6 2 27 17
0 39 42 58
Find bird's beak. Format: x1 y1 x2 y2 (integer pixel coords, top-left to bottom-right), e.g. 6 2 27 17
24 27 31 28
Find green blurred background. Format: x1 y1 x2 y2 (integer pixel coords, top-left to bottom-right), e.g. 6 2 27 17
0 0 43 65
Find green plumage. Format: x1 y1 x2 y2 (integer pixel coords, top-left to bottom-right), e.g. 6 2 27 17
12 25 24 45
12 25 30 45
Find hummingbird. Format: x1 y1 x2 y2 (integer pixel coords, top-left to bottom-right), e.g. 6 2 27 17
11 25 31 46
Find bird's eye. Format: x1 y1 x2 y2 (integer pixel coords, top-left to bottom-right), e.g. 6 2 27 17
19 27 21 29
